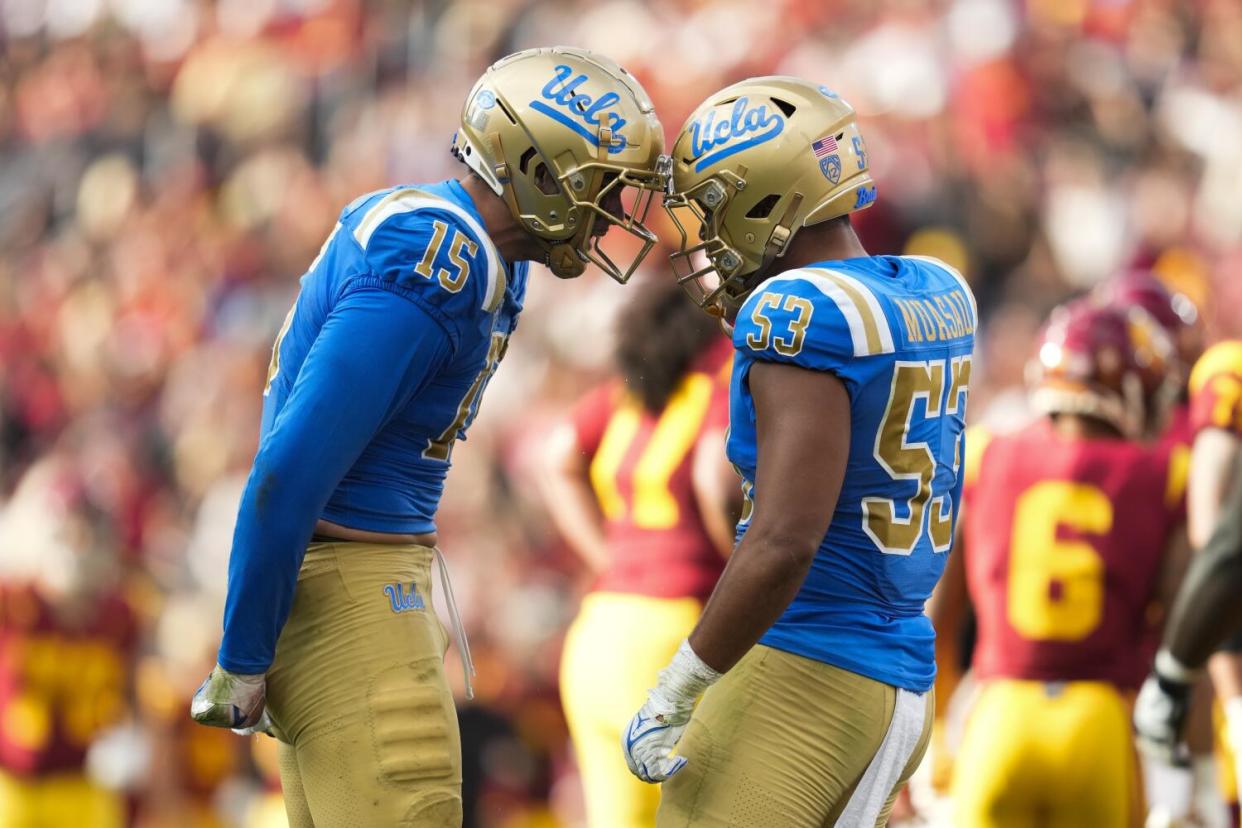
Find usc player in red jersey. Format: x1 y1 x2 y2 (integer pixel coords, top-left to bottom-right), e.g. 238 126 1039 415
1180 336 1242 820
0 464 139 828
539 279 737 828
933 300 1189 828
1096 273 1242 821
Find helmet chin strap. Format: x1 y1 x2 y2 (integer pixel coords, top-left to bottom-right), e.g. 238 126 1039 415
546 242 587 279
761 192 803 268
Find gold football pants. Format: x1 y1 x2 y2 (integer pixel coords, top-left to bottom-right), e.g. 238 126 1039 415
560 592 702 828
658 645 933 827
265 541 461 827
951 679 1136 828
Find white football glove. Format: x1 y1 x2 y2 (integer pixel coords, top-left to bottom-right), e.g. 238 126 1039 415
190 664 271 736
623 640 722 783
1133 650 1196 766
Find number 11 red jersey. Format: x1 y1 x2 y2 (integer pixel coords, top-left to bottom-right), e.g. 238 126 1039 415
570 337 732 602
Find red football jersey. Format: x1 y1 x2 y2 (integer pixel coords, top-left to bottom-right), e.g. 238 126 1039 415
0 583 137 776
570 337 731 602
963 419 1181 689
1152 400 1191 527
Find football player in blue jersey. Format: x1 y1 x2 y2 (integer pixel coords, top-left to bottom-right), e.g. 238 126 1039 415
186 47 667 827
622 78 976 826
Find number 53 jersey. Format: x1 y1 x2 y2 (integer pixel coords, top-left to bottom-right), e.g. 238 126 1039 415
728 255 976 693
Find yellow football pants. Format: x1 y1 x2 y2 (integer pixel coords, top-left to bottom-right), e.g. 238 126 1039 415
265 541 461 827
0 771 123 828
659 645 933 828
560 592 702 828
1217 701 1239 805
952 679 1136 828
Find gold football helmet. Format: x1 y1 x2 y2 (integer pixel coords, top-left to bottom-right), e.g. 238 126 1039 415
664 77 875 314
452 47 668 281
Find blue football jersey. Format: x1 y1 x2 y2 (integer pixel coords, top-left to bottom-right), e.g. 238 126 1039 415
219 178 529 673
262 179 527 533
728 255 975 692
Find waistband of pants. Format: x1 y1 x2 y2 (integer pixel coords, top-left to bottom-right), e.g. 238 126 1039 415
302 538 475 701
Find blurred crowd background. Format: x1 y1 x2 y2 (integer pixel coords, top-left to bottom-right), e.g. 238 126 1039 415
1 0 1241 825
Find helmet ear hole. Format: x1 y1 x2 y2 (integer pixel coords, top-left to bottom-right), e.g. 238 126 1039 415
518 147 537 174
745 194 781 220
770 97 796 117
532 162 561 195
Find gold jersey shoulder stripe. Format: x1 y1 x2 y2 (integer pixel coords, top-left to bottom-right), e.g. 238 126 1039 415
352 188 506 313
756 268 896 357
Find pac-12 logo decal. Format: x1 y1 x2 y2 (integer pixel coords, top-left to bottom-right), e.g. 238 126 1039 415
689 96 784 172
530 64 629 153
821 154 842 184
811 134 841 184
383 583 425 613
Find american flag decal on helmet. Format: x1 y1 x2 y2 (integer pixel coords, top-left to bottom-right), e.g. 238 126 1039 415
812 134 839 158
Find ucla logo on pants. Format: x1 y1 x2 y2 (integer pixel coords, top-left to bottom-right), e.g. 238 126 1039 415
530 64 629 152
689 96 784 172
383 582 426 613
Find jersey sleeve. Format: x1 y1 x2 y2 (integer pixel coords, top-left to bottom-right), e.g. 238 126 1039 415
1189 341 1242 439
732 275 859 377
218 285 455 674
569 383 617 458
351 201 505 342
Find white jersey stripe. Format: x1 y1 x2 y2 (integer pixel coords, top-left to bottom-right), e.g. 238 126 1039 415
352 189 505 313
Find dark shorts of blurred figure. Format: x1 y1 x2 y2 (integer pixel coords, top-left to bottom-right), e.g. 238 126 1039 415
264 540 461 827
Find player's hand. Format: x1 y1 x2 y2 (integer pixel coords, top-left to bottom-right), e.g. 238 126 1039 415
1134 668 1193 765
623 687 695 782
189 664 270 735
622 640 723 784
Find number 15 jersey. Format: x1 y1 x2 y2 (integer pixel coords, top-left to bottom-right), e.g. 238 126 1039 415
728 255 976 693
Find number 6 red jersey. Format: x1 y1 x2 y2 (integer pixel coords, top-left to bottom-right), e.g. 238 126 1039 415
962 420 1184 690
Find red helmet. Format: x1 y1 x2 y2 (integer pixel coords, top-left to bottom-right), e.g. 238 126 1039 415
1095 270 1203 370
1029 299 1177 439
